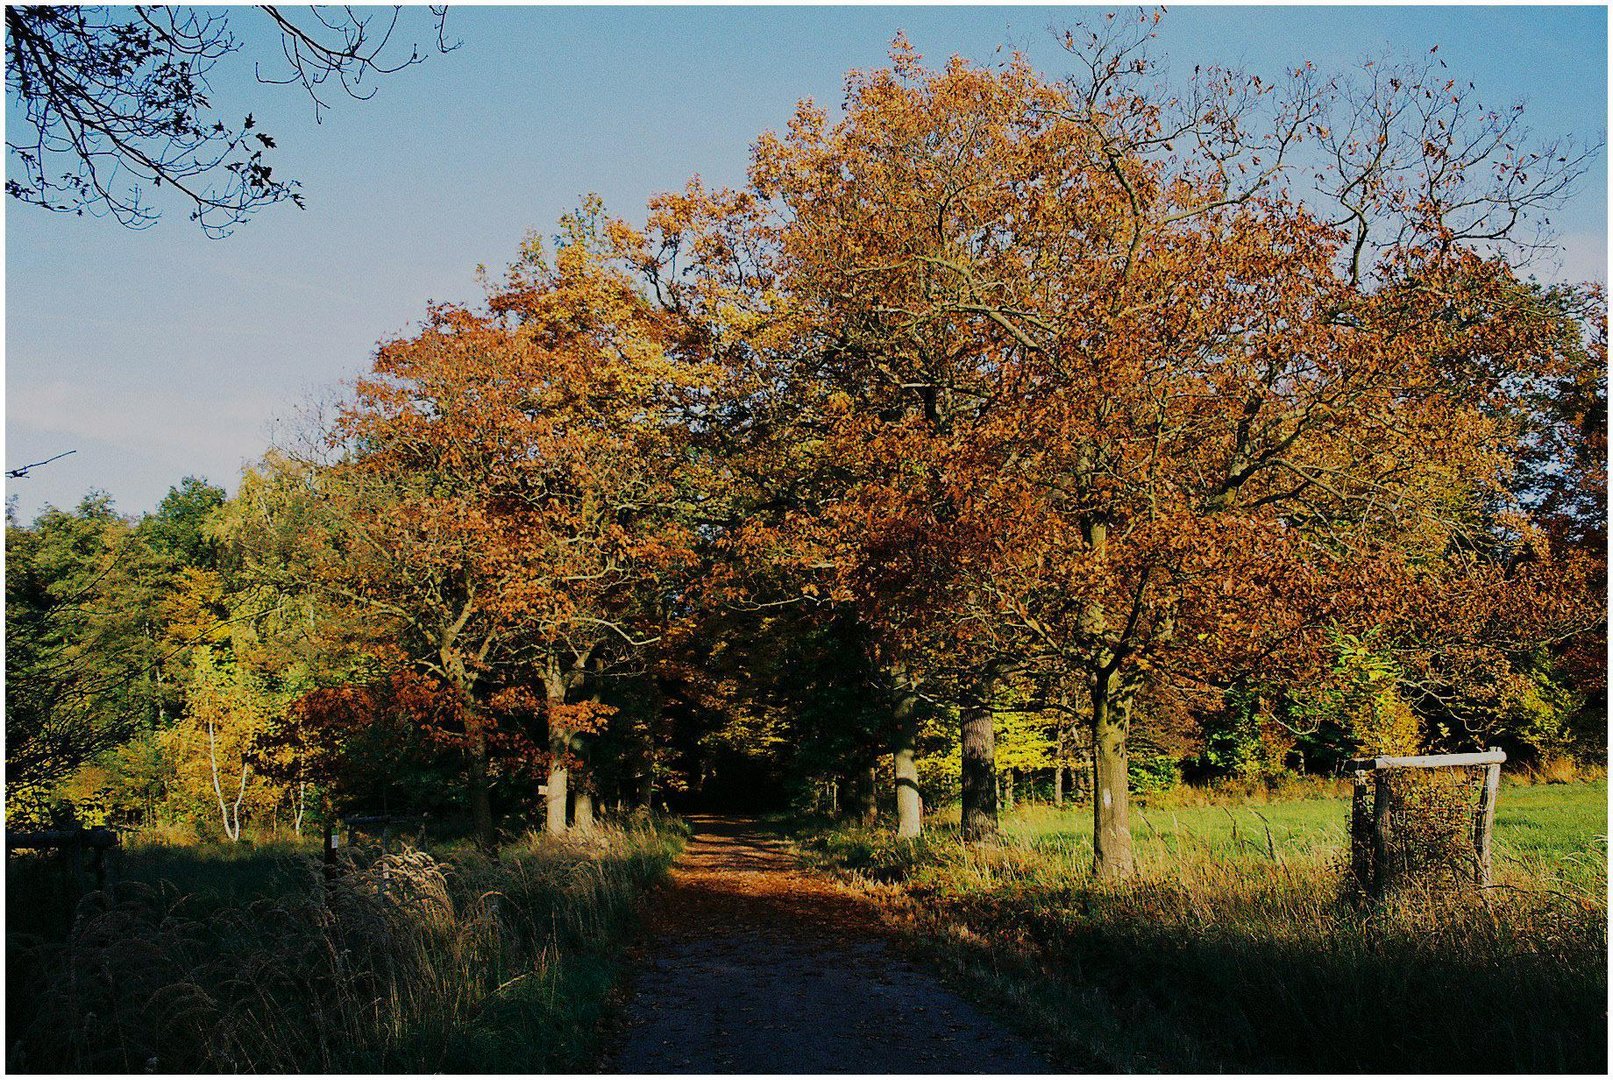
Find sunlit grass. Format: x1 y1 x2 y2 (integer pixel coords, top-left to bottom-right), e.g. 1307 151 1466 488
997 778 1607 894
800 780 1608 1072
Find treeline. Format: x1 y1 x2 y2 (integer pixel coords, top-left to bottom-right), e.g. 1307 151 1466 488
7 25 1606 876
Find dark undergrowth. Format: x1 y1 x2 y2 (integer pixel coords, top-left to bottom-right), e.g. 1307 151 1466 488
6 816 686 1073
799 809 1607 1073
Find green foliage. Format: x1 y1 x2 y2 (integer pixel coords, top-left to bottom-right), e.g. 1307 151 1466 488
1197 685 1270 779
1126 753 1179 795
993 697 1059 774
6 494 174 822
1499 660 1586 759
914 706 961 807
138 476 226 568
1289 629 1421 760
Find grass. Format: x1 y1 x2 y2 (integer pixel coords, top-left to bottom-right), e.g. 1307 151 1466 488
7 835 315 944
6 817 685 1073
1004 777 1609 895
800 779 1608 1073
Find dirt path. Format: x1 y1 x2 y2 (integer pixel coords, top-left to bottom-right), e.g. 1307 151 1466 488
604 816 1054 1074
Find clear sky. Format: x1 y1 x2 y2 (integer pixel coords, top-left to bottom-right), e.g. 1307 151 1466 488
5 4 1607 520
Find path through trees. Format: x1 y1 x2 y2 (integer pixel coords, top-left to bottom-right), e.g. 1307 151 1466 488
607 817 1053 1073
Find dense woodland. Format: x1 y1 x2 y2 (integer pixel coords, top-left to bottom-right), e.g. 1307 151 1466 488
7 25 1607 879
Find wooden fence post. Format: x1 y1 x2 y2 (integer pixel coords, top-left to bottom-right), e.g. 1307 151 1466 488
5 828 120 903
1371 768 1395 899
1347 748 1506 899
1350 770 1373 893
322 813 337 884
1473 748 1502 887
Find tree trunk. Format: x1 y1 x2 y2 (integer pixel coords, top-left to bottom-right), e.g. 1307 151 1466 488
960 693 998 841
1054 725 1067 807
546 725 570 836
894 743 922 838
205 713 241 842
891 679 923 838
468 725 495 852
1004 768 1016 810
573 784 595 833
572 738 596 832
544 667 572 836
641 765 657 811
1091 669 1135 878
569 686 601 834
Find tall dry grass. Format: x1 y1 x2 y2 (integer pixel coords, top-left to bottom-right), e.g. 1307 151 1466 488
6 818 684 1072
803 816 1607 1072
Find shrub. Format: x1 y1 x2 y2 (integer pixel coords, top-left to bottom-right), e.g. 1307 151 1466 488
1128 754 1179 795
1370 767 1486 893
1534 753 1580 785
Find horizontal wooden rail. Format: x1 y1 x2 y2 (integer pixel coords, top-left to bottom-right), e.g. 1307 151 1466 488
1347 749 1506 772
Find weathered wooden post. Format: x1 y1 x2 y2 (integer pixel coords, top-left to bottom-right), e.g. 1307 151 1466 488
1473 747 1502 887
322 812 338 884
1370 767 1395 899
6 827 120 902
1350 769 1373 893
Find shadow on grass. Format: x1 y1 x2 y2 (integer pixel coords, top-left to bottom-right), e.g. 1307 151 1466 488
5 821 684 1073
803 825 1608 1073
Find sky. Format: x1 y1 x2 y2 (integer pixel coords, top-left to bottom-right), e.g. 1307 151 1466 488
5 4 1608 521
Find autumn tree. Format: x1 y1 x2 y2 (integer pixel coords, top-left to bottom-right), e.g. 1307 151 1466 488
949 23 1602 875
323 204 702 845
646 18 1601 869
165 645 291 841
640 41 1057 840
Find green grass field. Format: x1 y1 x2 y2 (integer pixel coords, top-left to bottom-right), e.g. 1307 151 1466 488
1001 778 1608 895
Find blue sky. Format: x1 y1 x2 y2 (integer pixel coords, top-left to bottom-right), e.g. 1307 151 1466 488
6 5 1608 520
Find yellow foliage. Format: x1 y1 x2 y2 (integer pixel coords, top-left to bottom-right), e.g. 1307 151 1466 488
164 647 291 838
1354 688 1422 757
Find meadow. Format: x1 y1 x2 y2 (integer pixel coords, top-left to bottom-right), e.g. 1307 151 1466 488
801 779 1609 1073
6 819 685 1073
1007 778 1610 895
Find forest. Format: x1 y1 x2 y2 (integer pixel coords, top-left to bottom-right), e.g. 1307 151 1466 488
6 18 1608 1073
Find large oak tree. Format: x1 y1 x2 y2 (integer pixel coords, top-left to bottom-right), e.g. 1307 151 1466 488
645 20 1600 869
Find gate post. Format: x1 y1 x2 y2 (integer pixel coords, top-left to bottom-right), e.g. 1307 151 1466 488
1350 769 1373 893
1473 748 1502 887
1370 768 1394 899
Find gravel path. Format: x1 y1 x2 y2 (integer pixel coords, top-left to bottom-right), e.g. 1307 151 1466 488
604 816 1055 1074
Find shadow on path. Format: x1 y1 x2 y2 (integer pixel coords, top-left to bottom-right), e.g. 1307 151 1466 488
605 816 1055 1074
